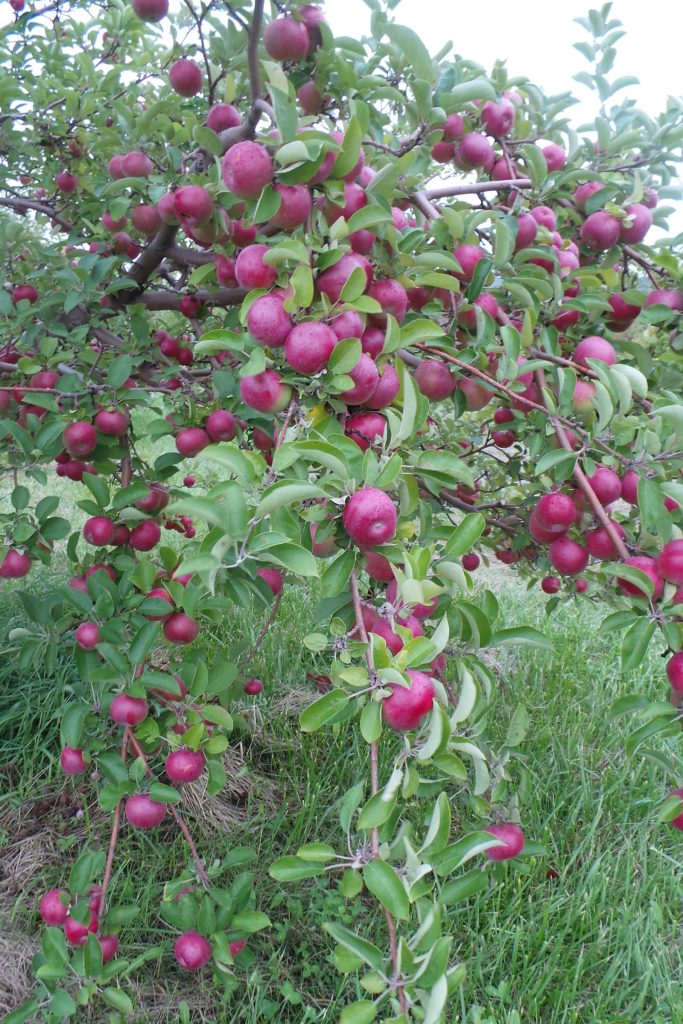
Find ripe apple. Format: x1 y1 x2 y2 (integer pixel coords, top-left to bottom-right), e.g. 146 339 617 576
617 556 663 600
75 622 101 650
264 15 309 60
169 59 203 97
63 421 97 457
174 930 212 970
665 652 683 694
165 749 205 783
110 693 148 725
222 141 274 199
548 537 588 575
657 540 683 584
239 371 292 413
0 549 32 578
285 322 337 373
60 747 88 775
163 612 199 645
244 678 264 695
343 488 397 546
39 889 69 926
484 822 525 860
381 670 435 730
415 359 455 400
534 493 577 534
131 0 169 21
125 793 167 829
257 567 283 596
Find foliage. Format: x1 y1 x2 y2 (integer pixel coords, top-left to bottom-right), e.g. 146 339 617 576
0 0 681 1020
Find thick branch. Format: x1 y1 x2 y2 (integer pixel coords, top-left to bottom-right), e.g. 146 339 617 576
0 194 73 232
424 178 533 200
248 0 265 103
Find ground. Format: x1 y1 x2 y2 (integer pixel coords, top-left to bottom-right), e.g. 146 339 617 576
1 561 681 1024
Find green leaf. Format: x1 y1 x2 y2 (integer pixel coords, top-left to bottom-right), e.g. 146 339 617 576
321 549 357 599
621 618 656 673
49 991 77 1017
419 792 451 858
269 856 328 881
101 988 134 1014
82 472 110 509
196 443 257 482
446 78 496 104
489 626 553 650
340 1001 378 1024
299 689 349 732
128 621 161 666
504 704 530 747
264 543 318 577
442 513 486 559
360 700 383 744
440 868 489 905
323 923 384 972
295 843 337 862
149 782 182 804
656 792 683 823
255 481 326 518
230 911 271 933
385 24 433 83
363 860 409 921
432 831 504 875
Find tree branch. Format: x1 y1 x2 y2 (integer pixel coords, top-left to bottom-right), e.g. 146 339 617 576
0 194 73 231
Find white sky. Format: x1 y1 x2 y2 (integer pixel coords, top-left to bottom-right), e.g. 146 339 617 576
328 0 682 121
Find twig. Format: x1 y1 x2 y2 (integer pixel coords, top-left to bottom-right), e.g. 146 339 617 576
97 731 128 919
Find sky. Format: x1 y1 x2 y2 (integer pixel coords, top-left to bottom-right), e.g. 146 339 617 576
327 0 682 121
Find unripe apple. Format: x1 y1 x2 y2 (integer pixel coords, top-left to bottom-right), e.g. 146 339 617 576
580 210 620 250
339 353 379 405
382 670 435 730
174 931 212 970
174 185 214 227
657 540 683 584
415 359 455 400
206 103 240 132
163 612 200 645
131 0 168 21
541 576 561 594
548 537 588 575
39 889 69 925
586 466 622 505
60 746 88 775
617 556 663 600
666 652 683 694
129 520 161 551
169 58 203 96
110 693 149 726
0 549 32 578
64 911 99 946
574 336 616 367
345 412 386 450
343 488 397 546
620 203 652 244
63 421 97 456
240 371 292 413
316 252 373 304
165 749 205 783
176 427 210 458
222 141 273 199
94 408 130 436
484 822 525 861
244 678 264 695
121 151 154 177
125 793 167 829
534 493 577 534
263 16 309 60
366 365 400 409
257 567 283 596
75 622 101 650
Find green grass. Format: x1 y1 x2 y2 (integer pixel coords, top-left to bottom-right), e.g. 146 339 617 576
1 571 682 1024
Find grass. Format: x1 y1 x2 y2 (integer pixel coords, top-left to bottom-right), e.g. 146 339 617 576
1 566 682 1024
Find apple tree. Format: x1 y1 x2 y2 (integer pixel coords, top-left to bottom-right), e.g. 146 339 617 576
1 0 682 1019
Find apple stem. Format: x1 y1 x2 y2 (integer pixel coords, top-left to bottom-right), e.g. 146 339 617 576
97 730 128 919
126 731 210 888
535 369 630 560
411 343 630 467
349 570 406 1009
